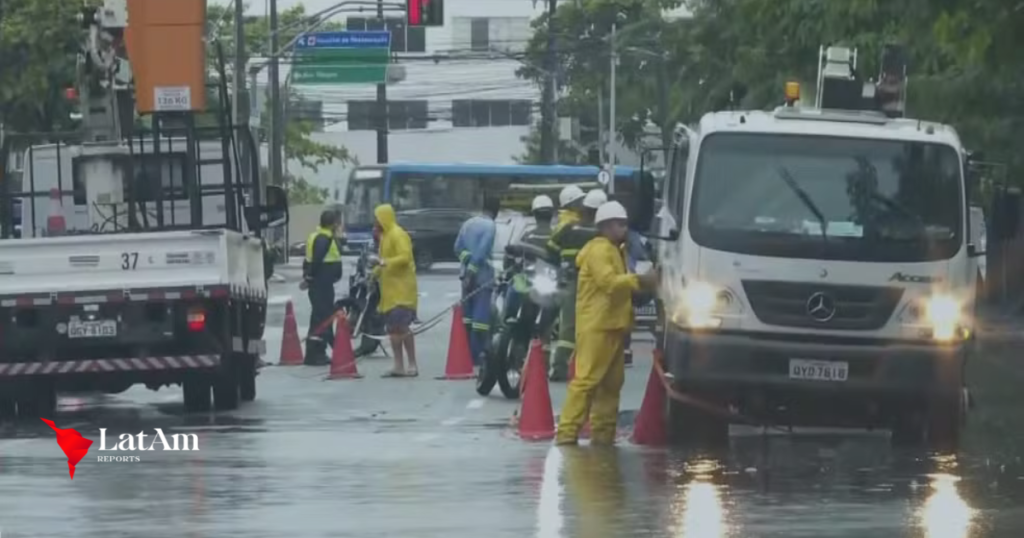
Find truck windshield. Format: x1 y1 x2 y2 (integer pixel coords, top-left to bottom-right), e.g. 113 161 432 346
689 133 963 262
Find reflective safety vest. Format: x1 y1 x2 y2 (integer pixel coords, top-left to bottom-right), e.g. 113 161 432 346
305 227 342 263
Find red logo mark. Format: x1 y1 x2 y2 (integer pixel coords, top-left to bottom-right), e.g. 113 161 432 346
41 418 93 479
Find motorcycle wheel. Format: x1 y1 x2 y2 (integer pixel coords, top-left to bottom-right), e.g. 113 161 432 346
336 298 382 358
494 327 527 400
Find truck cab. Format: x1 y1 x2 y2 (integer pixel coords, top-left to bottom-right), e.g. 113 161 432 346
646 45 999 449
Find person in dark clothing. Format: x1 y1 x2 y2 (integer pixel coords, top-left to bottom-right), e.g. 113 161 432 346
301 210 344 365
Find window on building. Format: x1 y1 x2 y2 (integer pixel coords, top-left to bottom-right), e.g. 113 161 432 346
347 100 429 131
346 17 425 53
451 100 533 127
470 18 490 51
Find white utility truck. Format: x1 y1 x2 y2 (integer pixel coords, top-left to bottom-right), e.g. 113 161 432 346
0 0 288 417
647 45 1003 449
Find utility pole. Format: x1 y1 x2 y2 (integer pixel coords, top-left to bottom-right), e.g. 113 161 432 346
233 0 250 188
375 0 388 163
268 0 283 186
597 89 605 167
539 0 557 164
607 22 617 194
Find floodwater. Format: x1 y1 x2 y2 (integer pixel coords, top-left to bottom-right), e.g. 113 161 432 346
1 263 1023 537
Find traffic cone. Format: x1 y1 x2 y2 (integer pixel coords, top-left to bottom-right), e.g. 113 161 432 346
631 349 668 446
438 304 475 380
327 314 363 379
279 301 303 366
46 188 66 236
518 339 555 441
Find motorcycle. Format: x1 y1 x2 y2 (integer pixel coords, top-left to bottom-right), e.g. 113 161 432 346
335 244 386 358
476 244 560 399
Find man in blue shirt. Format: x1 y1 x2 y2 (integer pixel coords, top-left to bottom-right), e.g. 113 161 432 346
454 196 501 373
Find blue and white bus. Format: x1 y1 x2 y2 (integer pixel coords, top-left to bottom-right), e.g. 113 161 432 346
341 163 644 251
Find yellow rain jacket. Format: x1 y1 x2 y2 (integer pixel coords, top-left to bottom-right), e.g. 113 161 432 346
553 208 580 234
372 204 418 313
575 236 639 333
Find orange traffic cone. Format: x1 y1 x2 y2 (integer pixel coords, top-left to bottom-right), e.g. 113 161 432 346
518 339 555 440
279 301 303 366
46 188 66 236
631 350 668 445
327 314 362 379
438 305 475 380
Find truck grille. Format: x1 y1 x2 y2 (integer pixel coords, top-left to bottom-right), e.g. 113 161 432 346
741 280 903 331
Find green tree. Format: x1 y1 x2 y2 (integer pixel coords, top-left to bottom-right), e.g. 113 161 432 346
0 0 81 132
520 0 1024 177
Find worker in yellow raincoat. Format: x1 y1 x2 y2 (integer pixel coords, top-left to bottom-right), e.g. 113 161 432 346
556 201 659 445
371 204 420 377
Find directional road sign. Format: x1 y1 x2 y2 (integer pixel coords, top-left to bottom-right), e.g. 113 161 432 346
292 31 392 85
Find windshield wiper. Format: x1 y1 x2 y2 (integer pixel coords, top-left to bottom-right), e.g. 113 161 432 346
776 165 828 244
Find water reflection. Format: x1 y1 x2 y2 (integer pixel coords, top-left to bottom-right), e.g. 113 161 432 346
920 473 974 538
671 458 729 538
562 447 627 538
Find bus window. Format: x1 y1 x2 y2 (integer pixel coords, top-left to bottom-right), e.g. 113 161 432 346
344 178 383 227
390 173 484 211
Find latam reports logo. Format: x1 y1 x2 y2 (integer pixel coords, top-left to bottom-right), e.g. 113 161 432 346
41 418 199 479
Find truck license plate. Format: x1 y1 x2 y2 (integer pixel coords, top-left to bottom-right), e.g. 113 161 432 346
788 359 848 381
67 320 118 339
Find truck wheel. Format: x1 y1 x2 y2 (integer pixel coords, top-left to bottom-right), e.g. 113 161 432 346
183 377 212 413
666 387 729 448
18 382 56 419
212 364 240 411
239 354 257 402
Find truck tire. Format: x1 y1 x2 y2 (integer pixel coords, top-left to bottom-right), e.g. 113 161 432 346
239 354 257 402
666 386 729 448
212 372 240 411
183 377 212 413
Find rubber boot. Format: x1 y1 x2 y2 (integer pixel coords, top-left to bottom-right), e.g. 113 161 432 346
303 337 330 366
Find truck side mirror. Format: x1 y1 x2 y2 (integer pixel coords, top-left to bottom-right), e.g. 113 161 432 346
244 185 290 231
991 189 1020 241
629 169 656 233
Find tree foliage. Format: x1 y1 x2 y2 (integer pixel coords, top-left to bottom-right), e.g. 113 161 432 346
519 0 1024 174
0 0 81 132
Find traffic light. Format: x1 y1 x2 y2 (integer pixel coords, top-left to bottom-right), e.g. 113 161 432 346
407 0 443 27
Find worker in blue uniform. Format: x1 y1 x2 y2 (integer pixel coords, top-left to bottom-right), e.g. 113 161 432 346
454 196 502 374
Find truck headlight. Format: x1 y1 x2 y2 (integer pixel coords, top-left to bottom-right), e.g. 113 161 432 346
669 281 738 329
923 294 962 341
901 293 966 342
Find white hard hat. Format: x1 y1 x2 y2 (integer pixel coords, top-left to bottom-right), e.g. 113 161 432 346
531 195 554 211
582 189 608 209
558 185 585 206
595 201 628 224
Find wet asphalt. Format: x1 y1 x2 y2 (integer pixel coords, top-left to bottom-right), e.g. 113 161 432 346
2 259 1024 537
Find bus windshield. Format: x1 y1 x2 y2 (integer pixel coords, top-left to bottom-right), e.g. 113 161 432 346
688 133 963 262
343 166 636 227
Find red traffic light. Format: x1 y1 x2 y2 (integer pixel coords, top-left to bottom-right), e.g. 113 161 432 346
407 0 443 27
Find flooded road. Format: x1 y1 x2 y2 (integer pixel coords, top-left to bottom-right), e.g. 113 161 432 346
2 261 1024 537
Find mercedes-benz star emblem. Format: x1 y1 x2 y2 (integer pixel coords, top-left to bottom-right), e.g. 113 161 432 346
806 292 836 322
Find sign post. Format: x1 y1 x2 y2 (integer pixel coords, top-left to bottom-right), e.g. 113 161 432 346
293 31 392 85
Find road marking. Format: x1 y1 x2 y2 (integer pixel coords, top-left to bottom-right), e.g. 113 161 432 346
441 417 465 427
268 295 291 304
445 292 461 298
466 399 485 410
414 433 440 442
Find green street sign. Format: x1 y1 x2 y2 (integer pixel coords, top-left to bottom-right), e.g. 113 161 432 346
293 31 391 85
